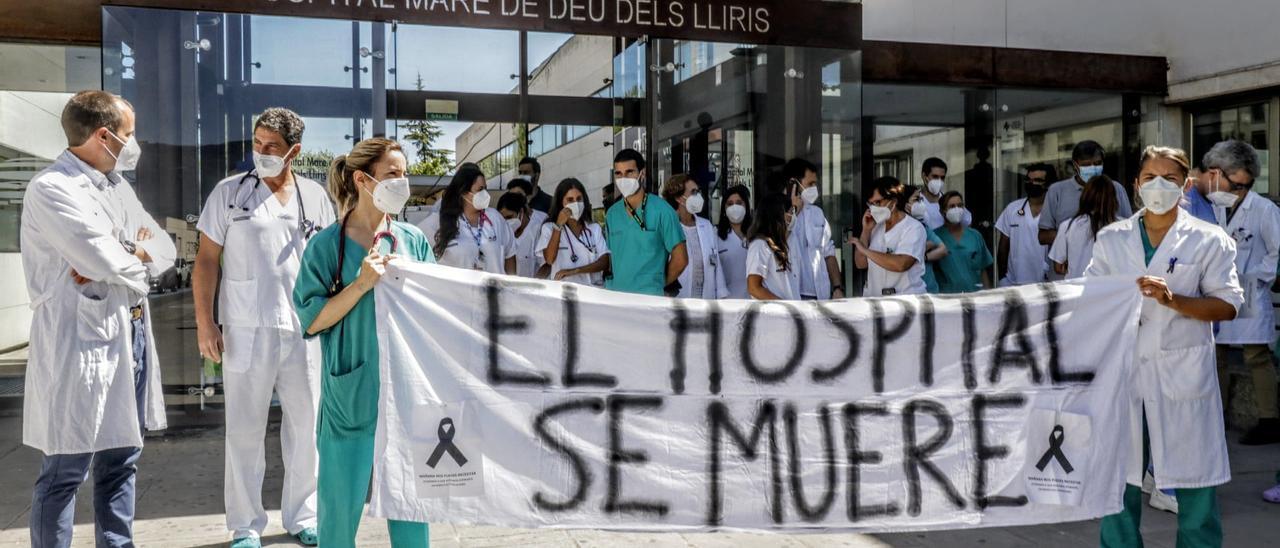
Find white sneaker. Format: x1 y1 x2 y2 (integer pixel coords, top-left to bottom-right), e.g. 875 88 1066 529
1142 470 1155 494
1149 488 1179 514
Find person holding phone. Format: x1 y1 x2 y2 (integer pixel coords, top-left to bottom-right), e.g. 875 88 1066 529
850 176 927 296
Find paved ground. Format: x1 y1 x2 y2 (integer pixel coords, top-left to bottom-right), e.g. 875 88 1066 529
0 406 1275 547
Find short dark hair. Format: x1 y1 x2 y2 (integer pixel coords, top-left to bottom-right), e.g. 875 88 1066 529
517 156 541 173
870 176 910 213
1025 162 1058 182
1071 140 1105 163
506 178 534 195
921 157 948 175
497 192 527 213
782 158 817 182
61 90 131 147
254 107 305 147
613 148 646 172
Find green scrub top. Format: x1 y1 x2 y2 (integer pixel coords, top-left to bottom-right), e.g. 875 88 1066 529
933 226 994 294
1139 217 1156 267
293 220 435 439
923 228 943 293
604 194 686 296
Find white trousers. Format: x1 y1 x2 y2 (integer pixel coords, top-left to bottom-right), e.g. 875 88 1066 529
223 326 320 538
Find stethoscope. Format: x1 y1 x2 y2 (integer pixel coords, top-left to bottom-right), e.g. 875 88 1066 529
329 210 397 361
228 169 319 241
563 223 597 263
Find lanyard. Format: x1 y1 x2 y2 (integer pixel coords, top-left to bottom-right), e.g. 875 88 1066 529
625 194 648 230
465 212 494 247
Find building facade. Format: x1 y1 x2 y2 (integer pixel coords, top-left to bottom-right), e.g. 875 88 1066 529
0 0 1277 404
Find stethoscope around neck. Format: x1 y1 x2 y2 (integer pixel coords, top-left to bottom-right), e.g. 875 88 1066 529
228 169 318 240
330 210 398 297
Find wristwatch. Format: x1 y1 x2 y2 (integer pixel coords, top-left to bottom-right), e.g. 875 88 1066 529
121 240 137 255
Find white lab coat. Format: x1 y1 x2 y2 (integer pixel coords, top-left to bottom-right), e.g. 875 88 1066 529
1215 191 1280 345
677 217 729 299
1085 209 1243 489
995 199 1048 285
511 209 548 278
716 229 750 299
1048 216 1108 280
418 208 517 274
788 204 838 299
535 221 610 287
20 150 172 454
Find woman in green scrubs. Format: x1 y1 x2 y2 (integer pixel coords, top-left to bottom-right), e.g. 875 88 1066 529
933 190 994 293
292 138 434 548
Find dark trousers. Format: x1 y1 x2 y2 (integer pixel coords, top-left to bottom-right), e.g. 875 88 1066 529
31 314 147 548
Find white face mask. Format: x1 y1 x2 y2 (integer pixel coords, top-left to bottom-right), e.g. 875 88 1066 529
505 217 522 231
1208 190 1240 208
946 207 967 225
1139 177 1183 215
926 178 944 196
253 151 287 178
869 204 892 224
685 193 704 215
909 201 928 220
1078 164 1104 182
726 204 747 224
1207 171 1242 208
470 189 492 211
363 174 411 214
800 185 820 205
104 131 141 172
566 201 585 219
616 177 641 198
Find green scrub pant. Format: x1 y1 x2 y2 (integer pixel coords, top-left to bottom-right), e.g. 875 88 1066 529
318 435 429 548
1099 411 1221 548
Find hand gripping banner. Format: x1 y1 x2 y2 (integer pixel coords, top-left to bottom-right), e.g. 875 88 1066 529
368 262 1141 532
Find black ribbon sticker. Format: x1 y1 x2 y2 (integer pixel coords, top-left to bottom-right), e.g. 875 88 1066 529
1034 424 1073 474
426 418 468 468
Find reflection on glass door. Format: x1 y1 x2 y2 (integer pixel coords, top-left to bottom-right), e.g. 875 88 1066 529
1191 102 1271 195
103 6 390 404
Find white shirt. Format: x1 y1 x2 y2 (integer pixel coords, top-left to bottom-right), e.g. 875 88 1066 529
510 209 548 278
419 208 517 274
995 199 1048 285
1049 216 1106 280
745 239 801 300
865 217 928 296
717 229 750 299
675 216 728 299
923 199 945 230
535 222 610 287
197 171 336 330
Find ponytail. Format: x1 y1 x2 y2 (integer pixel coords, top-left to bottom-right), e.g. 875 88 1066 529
328 154 355 214
326 137 403 215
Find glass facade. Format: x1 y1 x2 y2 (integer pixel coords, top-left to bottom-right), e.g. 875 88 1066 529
86 4 1174 400
0 42 101 350
1191 101 1272 194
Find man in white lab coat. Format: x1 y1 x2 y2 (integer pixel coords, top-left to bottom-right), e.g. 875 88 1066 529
1205 140 1280 446
193 108 334 547
21 90 173 547
780 158 844 300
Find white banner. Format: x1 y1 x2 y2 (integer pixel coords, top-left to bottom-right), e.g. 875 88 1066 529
369 262 1141 533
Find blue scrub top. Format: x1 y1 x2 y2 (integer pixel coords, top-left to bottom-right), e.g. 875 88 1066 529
293 220 435 439
604 194 686 296
933 226 994 294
